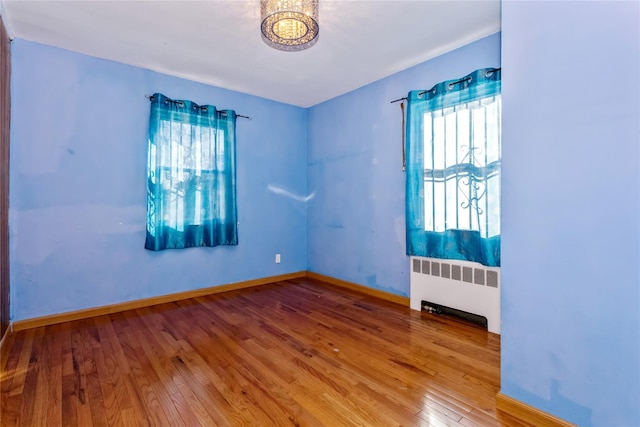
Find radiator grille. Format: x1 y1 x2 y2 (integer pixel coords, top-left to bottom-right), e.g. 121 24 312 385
412 258 499 289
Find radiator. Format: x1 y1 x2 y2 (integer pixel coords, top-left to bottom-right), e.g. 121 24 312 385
410 256 500 334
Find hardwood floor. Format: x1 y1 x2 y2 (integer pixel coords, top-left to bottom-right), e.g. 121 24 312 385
1 278 531 426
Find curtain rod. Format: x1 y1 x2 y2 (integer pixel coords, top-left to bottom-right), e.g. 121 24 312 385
145 95 252 120
389 67 502 104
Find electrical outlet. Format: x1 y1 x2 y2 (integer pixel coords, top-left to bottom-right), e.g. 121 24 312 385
275 253 281 264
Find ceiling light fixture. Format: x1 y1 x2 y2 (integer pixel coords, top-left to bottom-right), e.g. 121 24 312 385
260 0 319 52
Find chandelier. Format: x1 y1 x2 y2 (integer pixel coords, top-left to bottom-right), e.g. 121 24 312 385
260 0 319 52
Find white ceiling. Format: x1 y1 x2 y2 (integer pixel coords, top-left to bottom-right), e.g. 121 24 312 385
0 0 501 107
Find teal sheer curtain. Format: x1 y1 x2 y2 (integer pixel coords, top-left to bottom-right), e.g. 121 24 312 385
145 93 238 251
405 68 501 266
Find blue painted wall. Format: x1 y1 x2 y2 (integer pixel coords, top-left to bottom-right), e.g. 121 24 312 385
10 40 308 321
307 33 501 297
501 2 639 426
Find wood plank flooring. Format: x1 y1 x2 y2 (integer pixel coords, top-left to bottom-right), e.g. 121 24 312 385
1 278 531 426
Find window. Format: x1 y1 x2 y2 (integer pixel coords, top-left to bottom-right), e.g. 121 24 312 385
145 93 238 251
405 68 501 266
423 95 501 237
